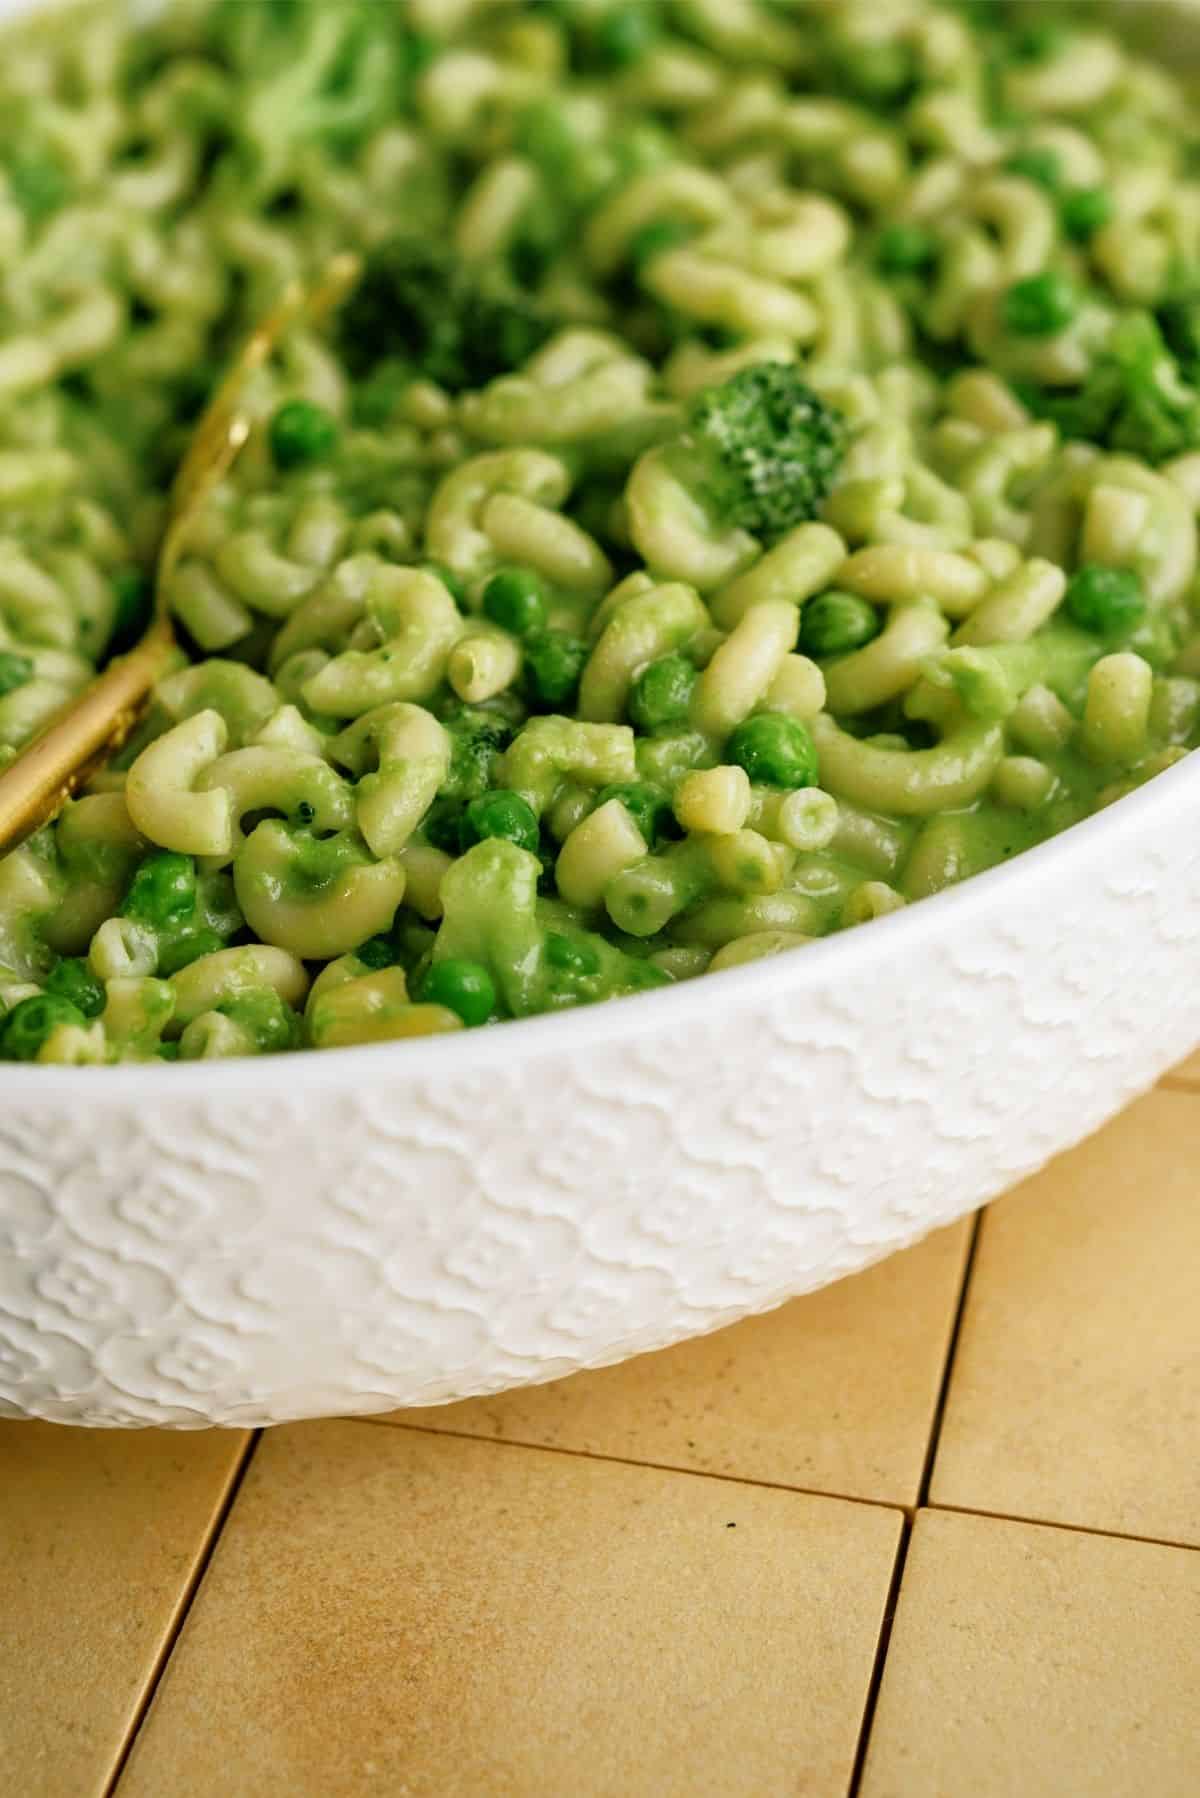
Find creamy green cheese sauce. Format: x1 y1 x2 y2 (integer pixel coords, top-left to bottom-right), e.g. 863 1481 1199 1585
2 0 1200 1062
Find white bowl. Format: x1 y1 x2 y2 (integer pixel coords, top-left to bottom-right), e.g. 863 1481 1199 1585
4 0 1200 1425
4 755 1200 1427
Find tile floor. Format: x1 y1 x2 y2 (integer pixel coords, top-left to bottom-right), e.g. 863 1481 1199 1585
5 1077 1199 1797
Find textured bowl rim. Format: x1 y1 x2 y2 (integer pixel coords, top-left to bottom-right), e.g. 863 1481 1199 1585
5 748 1196 1099
1 0 1195 1104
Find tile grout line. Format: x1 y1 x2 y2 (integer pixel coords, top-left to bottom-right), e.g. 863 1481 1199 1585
355 1412 1200 1556
102 1429 262 1798
847 1512 911 1798
845 1210 981 1796
350 1411 914 1517
924 1500 1200 1557
915 1208 983 1508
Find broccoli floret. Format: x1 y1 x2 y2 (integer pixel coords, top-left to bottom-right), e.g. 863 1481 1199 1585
679 364 848 542
208 0 408 198
438 705 515 802
336 238 557 389
1018 313 1200 464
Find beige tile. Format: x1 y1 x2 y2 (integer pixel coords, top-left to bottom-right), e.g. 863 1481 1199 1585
0 1421 248 1798
931 1090 1200 1544
859 1509 1200 1798
396 1221 971 1508
121 1419 901 1798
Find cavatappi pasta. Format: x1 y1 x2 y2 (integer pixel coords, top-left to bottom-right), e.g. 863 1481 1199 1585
4 0 1200 1062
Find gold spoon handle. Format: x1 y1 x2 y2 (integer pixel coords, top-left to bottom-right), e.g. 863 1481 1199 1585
0 252 361 856
0 617 176 838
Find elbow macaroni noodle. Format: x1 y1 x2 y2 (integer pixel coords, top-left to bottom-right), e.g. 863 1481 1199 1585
3 0 1200 1060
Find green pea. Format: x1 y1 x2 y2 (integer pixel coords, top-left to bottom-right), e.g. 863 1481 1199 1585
1004 147 1062 192
120 851 197 929
422 795 467 855
799 592 881 658
0 993 86 1061
727 712 819 789
545 932 601 975
629 217 694 271
401 28 437 78
416 957 496 1026
1126 609 1178 672
628 654 697 730
593 3 659 68
595 781 674 846
1060 185 1112 242
0 651 34 698
352 357 412 428
268 399 339 470
516 99 578 175
522 628 589 709
874 223 937 276
482 566 547 636
1064 564 1146 638
1002 270 1079 338
635 728 712 789
156 926 226 978
1008 21 1066 63
44 957 105 1019
461 789 540 855
834 38 913 103
5 148 69 222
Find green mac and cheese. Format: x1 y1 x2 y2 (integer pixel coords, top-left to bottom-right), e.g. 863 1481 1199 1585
3 0 1200 1061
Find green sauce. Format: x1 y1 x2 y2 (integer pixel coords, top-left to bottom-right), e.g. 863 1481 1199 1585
2 0 1198 1060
